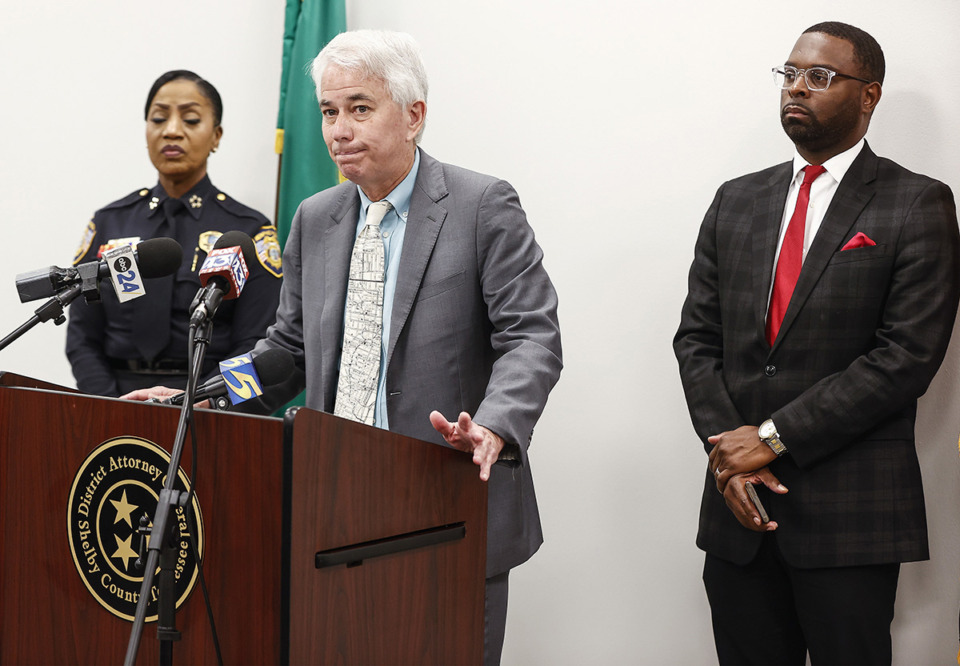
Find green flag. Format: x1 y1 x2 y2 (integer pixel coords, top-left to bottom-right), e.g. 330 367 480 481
276 0 346 247
274 0 345 414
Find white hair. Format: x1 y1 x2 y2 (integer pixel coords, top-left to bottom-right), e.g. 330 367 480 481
312 30 429 143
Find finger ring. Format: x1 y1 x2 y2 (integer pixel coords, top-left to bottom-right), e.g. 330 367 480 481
714 468 720 477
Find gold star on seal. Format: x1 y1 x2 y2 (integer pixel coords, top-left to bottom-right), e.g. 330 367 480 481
189 194 203 209
111 533 139 572
110 489 138 528
149 196 159 210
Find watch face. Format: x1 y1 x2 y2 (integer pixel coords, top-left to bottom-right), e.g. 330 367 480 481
759 421 775 439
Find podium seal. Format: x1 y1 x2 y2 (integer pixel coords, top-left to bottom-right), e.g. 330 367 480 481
66 436 204 622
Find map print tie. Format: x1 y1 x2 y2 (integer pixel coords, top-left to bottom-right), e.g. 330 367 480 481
334 200 393 425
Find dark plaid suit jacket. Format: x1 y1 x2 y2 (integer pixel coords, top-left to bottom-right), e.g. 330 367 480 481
674 143 960 568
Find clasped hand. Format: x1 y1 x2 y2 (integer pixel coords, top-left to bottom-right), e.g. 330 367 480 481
708 425 788 532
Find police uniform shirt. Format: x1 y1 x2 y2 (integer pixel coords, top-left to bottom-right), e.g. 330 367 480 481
66 175 283 396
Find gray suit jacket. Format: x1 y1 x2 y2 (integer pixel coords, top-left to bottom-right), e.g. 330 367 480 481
256 150 562 576
674 143 960 568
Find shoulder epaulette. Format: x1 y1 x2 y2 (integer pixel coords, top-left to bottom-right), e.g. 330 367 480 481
213 191 268 223
100 187 153 211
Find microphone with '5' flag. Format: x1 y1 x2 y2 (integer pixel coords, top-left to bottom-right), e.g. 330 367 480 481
189 230 256 325
162 347 294 409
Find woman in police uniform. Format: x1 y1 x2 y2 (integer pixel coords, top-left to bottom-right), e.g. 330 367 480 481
66 70 282 396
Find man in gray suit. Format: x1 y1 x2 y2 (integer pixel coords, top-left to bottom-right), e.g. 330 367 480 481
674 22 959 665
127 29 559 665
258 30 559 664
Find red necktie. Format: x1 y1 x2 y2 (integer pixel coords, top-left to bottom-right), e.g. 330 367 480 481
766 164 827 346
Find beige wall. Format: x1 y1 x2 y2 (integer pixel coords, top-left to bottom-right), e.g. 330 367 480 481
1 1 958 663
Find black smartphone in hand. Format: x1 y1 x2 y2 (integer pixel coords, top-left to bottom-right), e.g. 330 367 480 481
744 482 770 523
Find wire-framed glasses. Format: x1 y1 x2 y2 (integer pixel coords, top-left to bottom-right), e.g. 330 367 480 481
772 65 871 91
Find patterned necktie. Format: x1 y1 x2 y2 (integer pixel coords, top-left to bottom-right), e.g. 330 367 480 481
133 197 178 361
334 200 392 425
766 164 827 346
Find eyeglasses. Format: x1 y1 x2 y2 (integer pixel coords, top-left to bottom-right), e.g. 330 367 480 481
772 65 871 91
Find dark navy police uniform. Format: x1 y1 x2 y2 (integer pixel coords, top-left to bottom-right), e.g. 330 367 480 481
66 175 282 396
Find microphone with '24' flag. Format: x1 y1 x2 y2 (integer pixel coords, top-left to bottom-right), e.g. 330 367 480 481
15 237 183 304
189 230 256 325
162 347 294 409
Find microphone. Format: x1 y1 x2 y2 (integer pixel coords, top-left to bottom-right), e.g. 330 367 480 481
162 347 294 408
189 231 256 325
15 237 183 303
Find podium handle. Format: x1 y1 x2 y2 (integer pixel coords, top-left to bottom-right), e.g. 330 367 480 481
315 523 466 569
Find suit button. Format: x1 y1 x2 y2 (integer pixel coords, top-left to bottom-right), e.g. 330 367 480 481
764 365 777 377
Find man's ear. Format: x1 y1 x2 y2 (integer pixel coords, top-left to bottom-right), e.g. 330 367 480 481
862 81 882 115
406 100 426 141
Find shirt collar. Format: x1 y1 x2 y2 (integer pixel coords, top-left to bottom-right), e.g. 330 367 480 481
357 148 420 220
147 174 214 220
790 138 865 186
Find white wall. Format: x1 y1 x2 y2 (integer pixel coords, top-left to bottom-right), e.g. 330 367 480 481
2 2 958 664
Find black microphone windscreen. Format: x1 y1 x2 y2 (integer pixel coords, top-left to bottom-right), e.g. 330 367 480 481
214 231 256 267
253 348 295 387
137 238 183 278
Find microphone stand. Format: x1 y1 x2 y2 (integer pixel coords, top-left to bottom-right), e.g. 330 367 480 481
124 316 213 666
0 262 102 352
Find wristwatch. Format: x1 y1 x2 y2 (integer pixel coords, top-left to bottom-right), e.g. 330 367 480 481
758 419 787 456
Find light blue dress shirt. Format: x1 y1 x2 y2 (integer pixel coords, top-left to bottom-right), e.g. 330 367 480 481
352 148 420 429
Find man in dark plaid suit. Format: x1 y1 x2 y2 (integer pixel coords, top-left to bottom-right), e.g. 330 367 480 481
674 21 960 665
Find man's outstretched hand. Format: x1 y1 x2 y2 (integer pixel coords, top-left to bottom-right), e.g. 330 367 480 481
429 410 505 481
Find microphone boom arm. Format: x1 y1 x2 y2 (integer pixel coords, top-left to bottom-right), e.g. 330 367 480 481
0 282 83 353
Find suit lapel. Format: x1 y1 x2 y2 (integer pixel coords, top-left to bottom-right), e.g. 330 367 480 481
772 145 878 351
387 150 448 369
751 163 794 344
321 187 360 410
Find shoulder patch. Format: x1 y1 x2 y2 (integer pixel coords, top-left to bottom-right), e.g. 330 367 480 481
73 220 97 265
254 227 283 278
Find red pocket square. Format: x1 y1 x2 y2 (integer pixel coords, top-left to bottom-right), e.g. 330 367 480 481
841 232 877 251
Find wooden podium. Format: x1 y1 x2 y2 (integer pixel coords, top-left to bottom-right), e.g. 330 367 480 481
0 373 486 664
